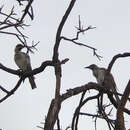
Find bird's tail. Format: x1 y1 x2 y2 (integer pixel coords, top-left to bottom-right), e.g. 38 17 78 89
109 73 120 104
28 76 36 89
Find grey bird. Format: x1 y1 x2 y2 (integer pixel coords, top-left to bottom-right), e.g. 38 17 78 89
85 64 120 103
14 44 36 89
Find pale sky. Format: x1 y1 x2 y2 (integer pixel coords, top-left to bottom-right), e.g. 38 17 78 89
0 0 130 130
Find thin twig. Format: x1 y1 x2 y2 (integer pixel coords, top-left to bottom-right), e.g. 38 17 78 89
20 0 34 22
60 16 102 60
0 78 23 103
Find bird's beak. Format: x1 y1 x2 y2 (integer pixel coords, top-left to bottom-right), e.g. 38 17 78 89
20 46 24 49
84 66 90 69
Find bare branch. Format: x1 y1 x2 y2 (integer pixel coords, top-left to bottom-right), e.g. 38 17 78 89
0 58 69 79
72 94 100 130
19 0 34 22
0 6 19 22
61 36 102 60
45 0 77 129
0 60 62 103
74 16 96 41
0 30 28 40
60 83 130 115
72 91 86 130
0 1 33 45
27 6 34 20
56 116 61 130
60 16 102 60
25 41 39 54
0 78 23 103
0 63 20 75
80 112 115 122
15 26 28 44
53 0 76 61
61 83 101 101
37 126 44 129
115 80 130 130
107 52 130 73
0 85 10 94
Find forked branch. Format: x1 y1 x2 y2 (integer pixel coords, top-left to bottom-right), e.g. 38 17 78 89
61 15 102 60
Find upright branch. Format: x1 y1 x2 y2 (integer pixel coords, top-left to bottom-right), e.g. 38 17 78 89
53 0 76 61
53 0 76 97
52 0 77 102
115 80 130 130
44 0 76 130
71 91 86 130
107 52 130 72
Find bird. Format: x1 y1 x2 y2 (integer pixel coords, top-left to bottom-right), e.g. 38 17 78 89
85 64 120 103
14 44 36 89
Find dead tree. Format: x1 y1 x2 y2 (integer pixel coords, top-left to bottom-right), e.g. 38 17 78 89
0 0 129 130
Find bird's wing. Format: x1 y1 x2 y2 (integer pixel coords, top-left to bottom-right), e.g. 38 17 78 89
97 68 106 85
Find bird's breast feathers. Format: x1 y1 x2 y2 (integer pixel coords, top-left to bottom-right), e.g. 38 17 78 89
14 52 31 71
93 68 106 85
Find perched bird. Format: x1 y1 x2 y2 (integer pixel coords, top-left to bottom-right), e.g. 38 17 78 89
85 64 120 103
14 44 36 89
